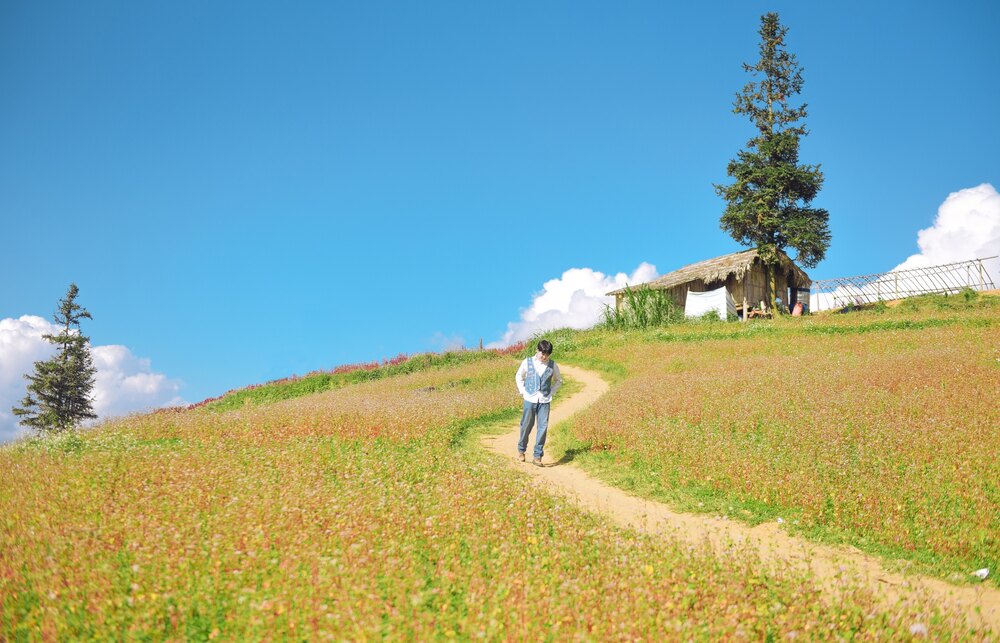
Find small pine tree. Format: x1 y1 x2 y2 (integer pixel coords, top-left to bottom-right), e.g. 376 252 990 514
714 13 831 309
12 283 97 433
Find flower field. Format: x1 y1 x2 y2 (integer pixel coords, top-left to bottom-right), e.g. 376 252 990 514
552 297 1000 580
0 350 965 638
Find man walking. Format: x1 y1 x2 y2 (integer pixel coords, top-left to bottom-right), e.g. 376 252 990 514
515 340 562 466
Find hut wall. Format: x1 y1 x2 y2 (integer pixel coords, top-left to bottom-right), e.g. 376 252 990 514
775 271 790 307
741 262 797 309
682 279 706 307
744 264 769 308
654 285 685 308
667 286 685 307
726 274 744 305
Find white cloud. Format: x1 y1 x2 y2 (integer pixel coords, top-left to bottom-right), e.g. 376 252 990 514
0 316 59 443
893 183 1000 280
490 262 658 347
894 183 1000 276
0 316 185 444
811 184 1000 311
91 345 185 420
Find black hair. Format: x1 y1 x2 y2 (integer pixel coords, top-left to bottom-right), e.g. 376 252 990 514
537 340 553 355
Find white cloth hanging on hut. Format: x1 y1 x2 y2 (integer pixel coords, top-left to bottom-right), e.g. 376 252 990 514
684 286 737 320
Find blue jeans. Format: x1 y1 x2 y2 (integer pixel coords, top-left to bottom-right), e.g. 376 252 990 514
518 400 550 459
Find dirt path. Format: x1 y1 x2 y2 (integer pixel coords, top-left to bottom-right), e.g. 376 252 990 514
482 365 999 633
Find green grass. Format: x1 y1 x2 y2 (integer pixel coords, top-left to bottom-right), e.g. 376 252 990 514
203 349 517 411
548 425 988 582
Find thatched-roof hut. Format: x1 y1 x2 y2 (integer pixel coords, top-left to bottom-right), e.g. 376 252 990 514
607 248 811 314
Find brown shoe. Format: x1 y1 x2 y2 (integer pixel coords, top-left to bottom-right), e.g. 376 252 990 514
533 458 543 467
517 452 525 462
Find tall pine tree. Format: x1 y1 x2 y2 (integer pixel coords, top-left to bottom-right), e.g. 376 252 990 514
13 283 97 433
714 13 831 309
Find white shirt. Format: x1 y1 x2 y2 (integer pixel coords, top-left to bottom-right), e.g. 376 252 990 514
515 355 562 403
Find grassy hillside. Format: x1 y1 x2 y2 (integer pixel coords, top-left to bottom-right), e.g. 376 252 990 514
545 292 1000 582
1 293 994 638
195 346 525 412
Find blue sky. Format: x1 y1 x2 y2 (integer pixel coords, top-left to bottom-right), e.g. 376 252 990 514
1 1 998 424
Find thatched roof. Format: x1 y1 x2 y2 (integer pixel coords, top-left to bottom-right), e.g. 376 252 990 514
607 248 810 296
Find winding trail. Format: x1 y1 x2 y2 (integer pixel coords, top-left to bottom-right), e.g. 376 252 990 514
482 364 999 633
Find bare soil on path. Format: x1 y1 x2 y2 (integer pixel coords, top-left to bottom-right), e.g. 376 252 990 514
482 365 999 634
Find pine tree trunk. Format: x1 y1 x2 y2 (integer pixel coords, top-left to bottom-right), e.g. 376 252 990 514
767 263 777 312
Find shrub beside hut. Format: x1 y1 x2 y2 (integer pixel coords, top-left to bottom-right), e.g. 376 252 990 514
607 248 811 318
